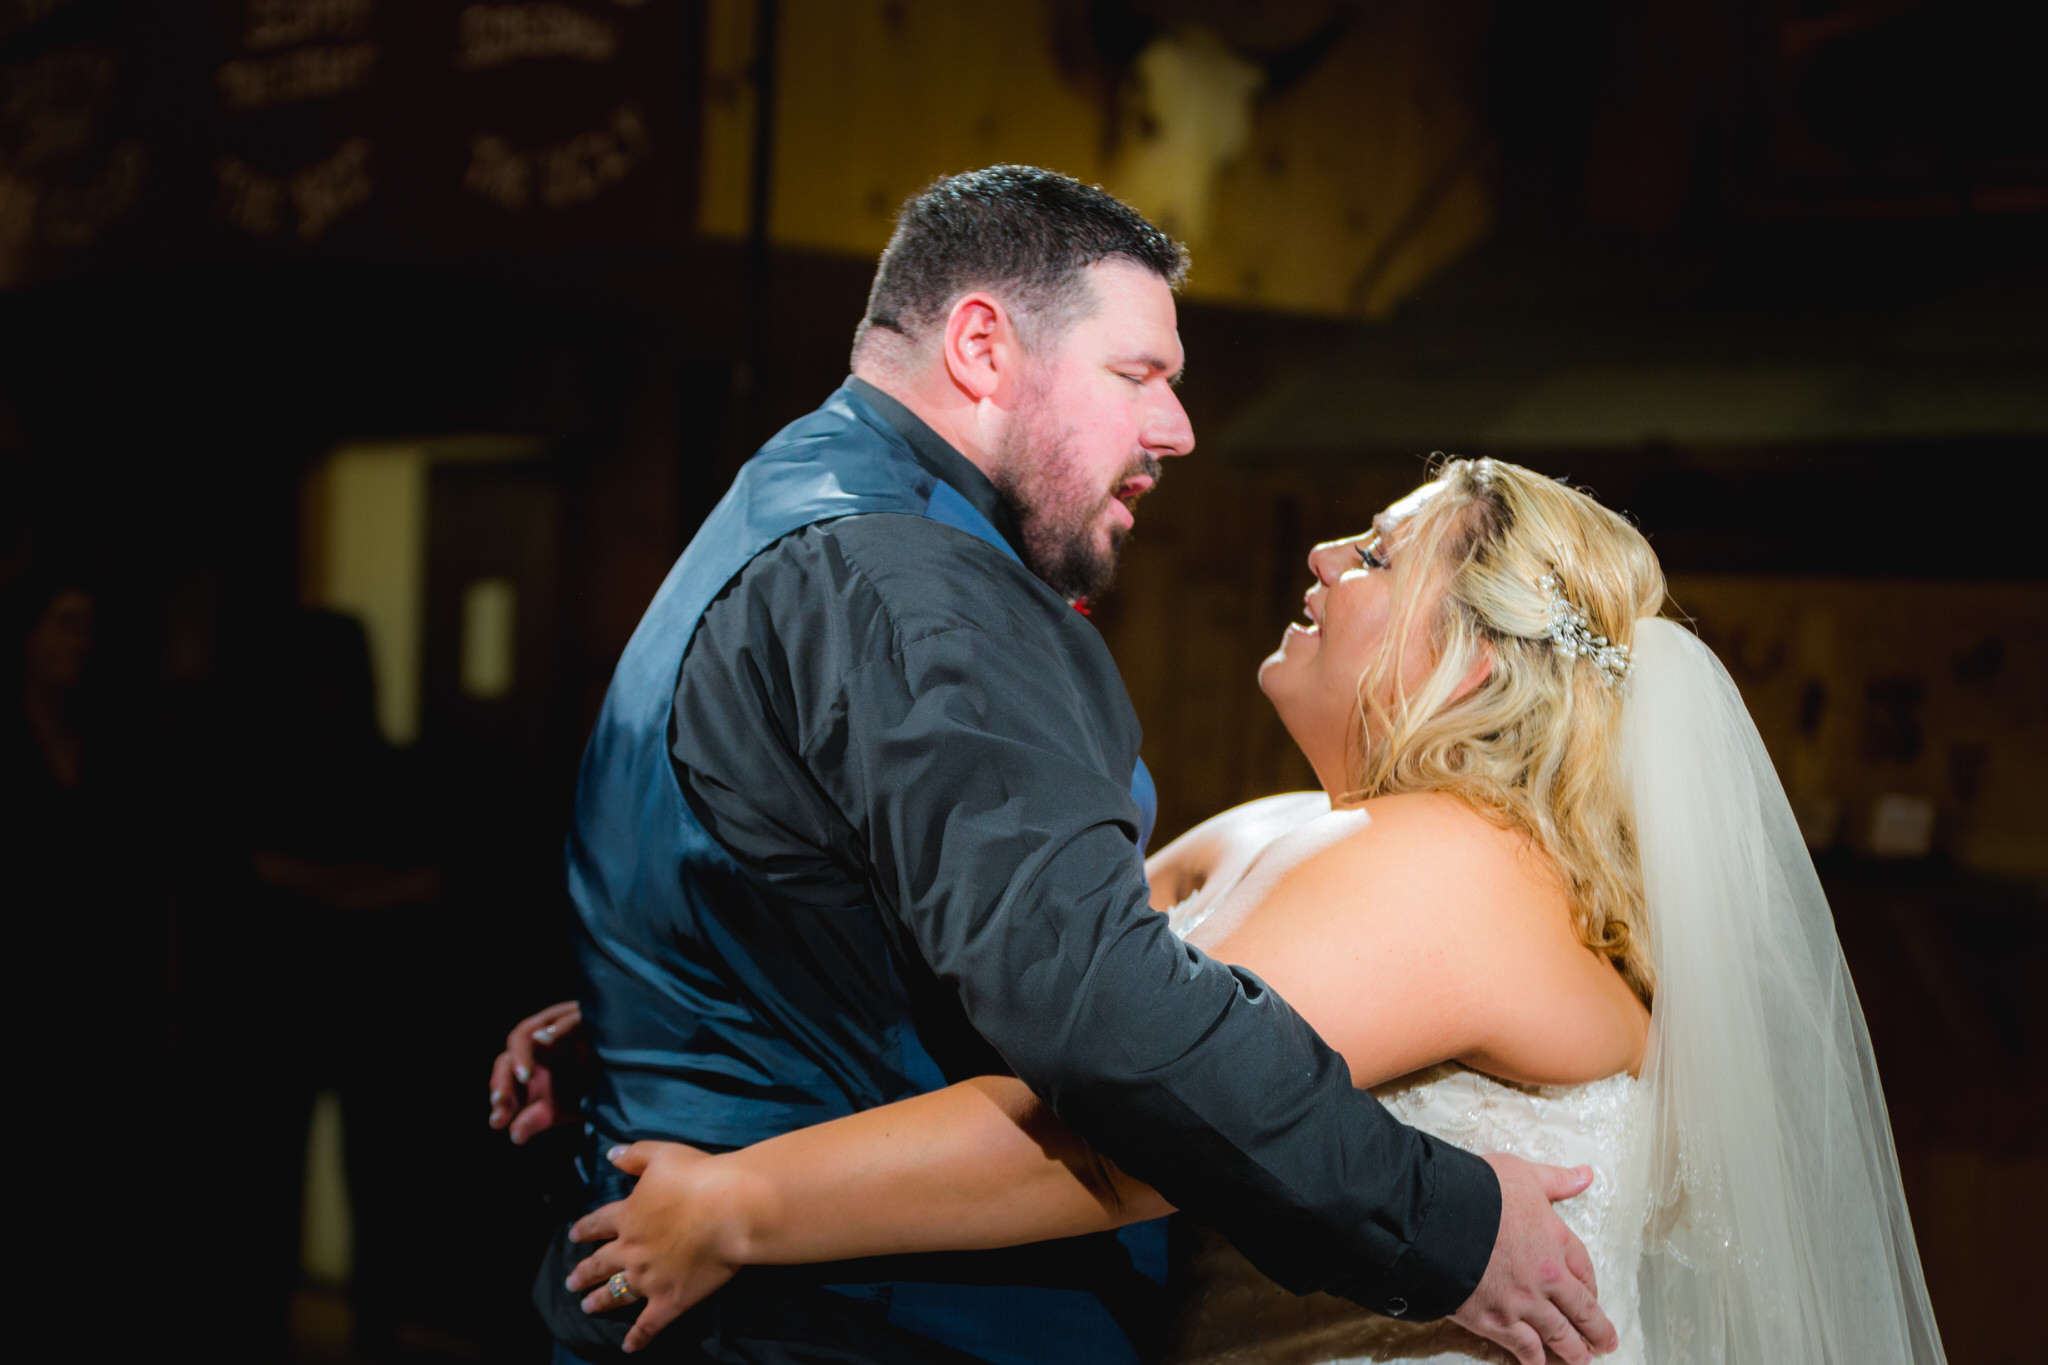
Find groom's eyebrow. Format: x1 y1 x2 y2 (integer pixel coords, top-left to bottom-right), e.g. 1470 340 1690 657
1125 350 1184 384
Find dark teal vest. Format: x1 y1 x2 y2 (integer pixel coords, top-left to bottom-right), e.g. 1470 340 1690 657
564 383 1161 1364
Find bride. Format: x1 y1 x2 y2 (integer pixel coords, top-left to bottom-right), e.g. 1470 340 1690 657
536 458 1945 1364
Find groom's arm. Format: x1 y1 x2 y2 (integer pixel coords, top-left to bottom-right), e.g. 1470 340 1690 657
766 521 1498 1319
838 634 1497 1318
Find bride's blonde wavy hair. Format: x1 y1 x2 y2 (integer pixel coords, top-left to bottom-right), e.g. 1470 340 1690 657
1351 457 1666 1003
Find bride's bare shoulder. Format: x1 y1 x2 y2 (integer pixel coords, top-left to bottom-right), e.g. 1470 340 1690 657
1357 793 1647 1083
1197 789 1643 1087
1338 791 1551 892
1355 787 1512 833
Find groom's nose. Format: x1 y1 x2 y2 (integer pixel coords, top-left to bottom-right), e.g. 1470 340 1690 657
1141 387 1195 461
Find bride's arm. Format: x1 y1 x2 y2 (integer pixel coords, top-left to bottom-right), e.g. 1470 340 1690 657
606 1076 1164 1261
564 1077 1172 1349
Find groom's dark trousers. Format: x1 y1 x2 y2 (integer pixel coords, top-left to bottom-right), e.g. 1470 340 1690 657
538 378 1499 1364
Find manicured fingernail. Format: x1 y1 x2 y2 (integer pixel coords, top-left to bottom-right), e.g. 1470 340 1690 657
490 1089 503 1106
511 1130 526 1145
515 1064 531 1084
566 1274 579 1290
622 1343 638 1354
534 1025 556 1042
607 1144 627 1163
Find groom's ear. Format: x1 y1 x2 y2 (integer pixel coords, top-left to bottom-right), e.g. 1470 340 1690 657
1450 640 1493 703
941 292 1022 403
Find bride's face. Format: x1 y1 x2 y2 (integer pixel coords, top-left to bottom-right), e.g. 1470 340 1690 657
1258 481 1448 792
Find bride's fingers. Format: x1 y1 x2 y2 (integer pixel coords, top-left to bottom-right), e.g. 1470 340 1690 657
570 1201 625 1243
530 1004 583 1046
581 1272 640 1317
565 1246 621 1295
488 1051 521 1128
622 1297 688 1354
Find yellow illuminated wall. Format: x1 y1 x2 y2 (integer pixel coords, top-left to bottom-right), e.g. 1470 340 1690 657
703 0 1495 319
301 438 544 747
307 444 430 745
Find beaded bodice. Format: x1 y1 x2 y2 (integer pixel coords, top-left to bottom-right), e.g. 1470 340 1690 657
1164 1063 1646 1365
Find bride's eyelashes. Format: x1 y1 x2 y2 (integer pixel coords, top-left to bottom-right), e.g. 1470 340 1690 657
1357 538 1388 570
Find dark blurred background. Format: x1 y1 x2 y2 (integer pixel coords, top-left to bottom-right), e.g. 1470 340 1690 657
2 2 2042 1362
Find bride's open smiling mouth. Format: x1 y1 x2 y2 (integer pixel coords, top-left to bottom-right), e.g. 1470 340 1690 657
1290 587 1324 637
1280 620 1320 656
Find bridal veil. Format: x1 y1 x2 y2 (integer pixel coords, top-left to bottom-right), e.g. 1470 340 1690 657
1617 618 1946 1363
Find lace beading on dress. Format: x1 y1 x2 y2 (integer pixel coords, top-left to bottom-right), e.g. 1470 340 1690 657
1164 1064 1646 1365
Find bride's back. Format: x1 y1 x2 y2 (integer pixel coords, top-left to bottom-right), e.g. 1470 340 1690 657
1152 792 1653 1365
1163 1053 1650 1365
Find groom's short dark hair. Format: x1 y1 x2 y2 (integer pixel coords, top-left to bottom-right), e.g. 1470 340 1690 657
851 165 1187 362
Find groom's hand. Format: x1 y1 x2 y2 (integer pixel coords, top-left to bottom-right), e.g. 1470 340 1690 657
1450 1154 1617 1365
487 1000 586 1143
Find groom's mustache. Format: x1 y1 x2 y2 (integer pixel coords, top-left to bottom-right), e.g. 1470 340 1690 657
1113 453 1164 504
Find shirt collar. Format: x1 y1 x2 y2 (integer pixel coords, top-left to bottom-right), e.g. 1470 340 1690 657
845 375 1025 556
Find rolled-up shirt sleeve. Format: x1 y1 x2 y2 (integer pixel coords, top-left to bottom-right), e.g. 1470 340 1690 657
813 596 1501 1318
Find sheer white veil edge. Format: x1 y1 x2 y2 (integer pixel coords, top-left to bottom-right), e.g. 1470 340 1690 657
1614 619 1947 1364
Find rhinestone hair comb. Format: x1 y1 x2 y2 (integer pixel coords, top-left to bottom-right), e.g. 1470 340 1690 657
1539 571 1632 689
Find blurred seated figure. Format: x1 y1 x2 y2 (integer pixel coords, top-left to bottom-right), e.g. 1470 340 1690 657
5 573 96 818
214 608 446 1362
246 618 442 906
4 568 188 1332
1 571 146 984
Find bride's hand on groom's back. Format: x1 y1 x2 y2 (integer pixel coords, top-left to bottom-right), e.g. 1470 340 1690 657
487 1000 588 1143
1451 1154 1618 1365
565 1143 748 1352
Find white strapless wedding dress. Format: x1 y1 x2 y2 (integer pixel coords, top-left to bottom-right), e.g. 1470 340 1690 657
1159 622 1951 1364
1164 1063 1646 1365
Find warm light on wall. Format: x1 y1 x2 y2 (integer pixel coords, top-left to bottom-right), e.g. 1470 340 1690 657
303 438 544 746
309 445 429 745
301 1091 352 1287
699 0 1497 320
459 576 518 700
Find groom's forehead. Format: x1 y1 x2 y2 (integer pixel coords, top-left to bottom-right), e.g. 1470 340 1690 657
1070 264 1182 353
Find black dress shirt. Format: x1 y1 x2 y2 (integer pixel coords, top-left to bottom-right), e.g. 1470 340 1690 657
667 377 1501 1319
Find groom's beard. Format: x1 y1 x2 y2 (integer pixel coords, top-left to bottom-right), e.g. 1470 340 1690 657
993 392 1161 603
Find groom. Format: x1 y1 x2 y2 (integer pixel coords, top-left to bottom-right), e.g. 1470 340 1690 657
506 166 1614 1365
